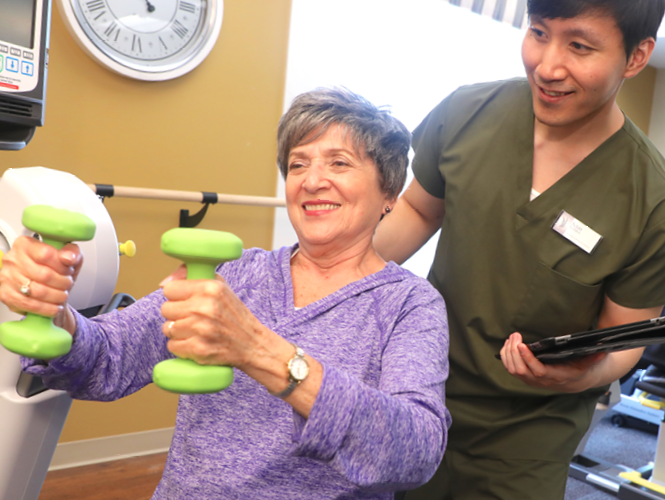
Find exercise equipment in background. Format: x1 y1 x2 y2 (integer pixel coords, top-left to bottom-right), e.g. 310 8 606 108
570 344 665 499
0 0 52 150
0 167 132 500
152 228 243 394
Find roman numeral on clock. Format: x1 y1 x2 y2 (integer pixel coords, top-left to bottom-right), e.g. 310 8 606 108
86 0 105 12
171 20 189 39
132 34 142 53
104 21 117 37
179 1 196 14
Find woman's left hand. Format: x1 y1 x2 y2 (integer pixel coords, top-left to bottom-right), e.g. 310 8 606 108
160 272 272 370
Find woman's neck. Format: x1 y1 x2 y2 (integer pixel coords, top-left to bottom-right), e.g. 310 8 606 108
290 240 386 308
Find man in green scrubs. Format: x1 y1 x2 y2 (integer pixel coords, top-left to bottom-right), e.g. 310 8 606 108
375 1 665 499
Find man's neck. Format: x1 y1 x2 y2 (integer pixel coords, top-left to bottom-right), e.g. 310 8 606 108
532 102 625 194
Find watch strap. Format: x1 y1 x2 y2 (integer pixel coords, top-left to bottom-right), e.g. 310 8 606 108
273 379 299 399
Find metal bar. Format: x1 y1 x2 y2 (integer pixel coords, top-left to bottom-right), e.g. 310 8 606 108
87 184 286 208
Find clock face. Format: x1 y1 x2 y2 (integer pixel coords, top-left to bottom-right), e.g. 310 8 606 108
76 0 203 62
57 0 223 80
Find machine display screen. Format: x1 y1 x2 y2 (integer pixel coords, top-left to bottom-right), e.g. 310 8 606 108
0 0 37 49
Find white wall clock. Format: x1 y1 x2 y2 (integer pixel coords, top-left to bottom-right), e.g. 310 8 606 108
56 0 223 81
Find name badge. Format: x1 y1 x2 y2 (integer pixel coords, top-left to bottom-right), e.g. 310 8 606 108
552 210 603 254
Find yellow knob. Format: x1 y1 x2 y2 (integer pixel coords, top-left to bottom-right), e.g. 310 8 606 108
119 240 137 257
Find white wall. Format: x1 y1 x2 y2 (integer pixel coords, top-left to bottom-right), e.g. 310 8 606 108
273 0 526 277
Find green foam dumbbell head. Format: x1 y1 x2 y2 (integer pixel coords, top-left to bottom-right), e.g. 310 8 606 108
161 228 243 264
23 205 96 249
152 358 234 394
161 228 243 280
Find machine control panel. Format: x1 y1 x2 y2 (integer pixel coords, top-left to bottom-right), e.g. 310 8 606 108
0 0 44 93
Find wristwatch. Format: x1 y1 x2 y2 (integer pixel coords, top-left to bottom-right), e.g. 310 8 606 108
273 343 309 399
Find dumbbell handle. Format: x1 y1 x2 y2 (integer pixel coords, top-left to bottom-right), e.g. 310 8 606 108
185 263 216 281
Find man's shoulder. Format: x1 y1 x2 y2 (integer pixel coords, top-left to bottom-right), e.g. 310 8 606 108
621 118 665 171
453 77 529 99
429 77 531 133
616 118 665 195
425 78 529 121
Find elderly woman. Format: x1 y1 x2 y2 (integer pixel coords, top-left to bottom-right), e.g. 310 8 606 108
0 88 450 499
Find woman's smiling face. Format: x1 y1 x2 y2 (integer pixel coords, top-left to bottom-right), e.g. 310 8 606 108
285 124 392 253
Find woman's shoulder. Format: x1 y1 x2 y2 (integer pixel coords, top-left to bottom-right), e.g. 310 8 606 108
376 262 446 308
216 245 292 283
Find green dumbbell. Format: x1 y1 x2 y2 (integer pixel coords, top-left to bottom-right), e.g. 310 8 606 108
0 205 96 359
152 228 243 394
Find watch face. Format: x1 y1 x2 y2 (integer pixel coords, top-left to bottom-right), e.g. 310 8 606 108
289 357 309 382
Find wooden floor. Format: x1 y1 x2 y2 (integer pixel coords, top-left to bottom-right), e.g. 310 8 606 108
39 453 167 500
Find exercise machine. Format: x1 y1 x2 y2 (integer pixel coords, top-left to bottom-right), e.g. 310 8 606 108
570 345 665 499
0 166 129 500
0 0 51 150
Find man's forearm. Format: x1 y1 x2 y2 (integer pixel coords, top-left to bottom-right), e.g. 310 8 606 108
374 199 439 264
588 347 645 390
374 178 446 264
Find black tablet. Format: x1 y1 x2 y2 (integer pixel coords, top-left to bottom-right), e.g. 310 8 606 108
526 316 665 364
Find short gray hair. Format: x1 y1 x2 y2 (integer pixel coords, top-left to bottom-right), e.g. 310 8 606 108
277 88 410 199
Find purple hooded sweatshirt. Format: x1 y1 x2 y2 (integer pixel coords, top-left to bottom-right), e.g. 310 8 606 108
23 245 450 499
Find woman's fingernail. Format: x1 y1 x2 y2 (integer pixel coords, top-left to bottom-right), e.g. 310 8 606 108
159 276 173 287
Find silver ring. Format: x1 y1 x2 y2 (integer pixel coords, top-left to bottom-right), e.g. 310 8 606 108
167 321 175 338
19 281 31 297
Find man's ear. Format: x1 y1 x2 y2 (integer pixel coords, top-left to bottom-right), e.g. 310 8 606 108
625 37 656 79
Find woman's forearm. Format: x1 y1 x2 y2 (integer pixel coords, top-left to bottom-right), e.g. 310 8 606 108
291 364 448 490
237 327 323 418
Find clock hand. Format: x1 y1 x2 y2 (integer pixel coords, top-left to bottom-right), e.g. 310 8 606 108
145 0 155 12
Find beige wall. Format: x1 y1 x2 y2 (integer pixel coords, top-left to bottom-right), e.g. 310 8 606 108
0 0 292 442
617 64 657 134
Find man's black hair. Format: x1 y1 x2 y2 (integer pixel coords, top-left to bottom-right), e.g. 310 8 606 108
527 0 665 59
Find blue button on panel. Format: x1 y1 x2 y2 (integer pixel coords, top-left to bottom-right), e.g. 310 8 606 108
6 57 18 73
21 61 33 76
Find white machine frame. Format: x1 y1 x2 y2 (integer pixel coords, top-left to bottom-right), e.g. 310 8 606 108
0 167 121 500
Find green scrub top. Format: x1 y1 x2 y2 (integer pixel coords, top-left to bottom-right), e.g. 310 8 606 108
413 78 665 462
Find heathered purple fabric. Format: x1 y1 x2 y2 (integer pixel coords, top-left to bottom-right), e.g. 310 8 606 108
23 245 450 499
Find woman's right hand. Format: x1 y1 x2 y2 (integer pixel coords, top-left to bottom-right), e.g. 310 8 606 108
0 236 83 335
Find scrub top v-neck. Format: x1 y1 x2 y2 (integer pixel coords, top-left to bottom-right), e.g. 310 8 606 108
411 78 665 462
